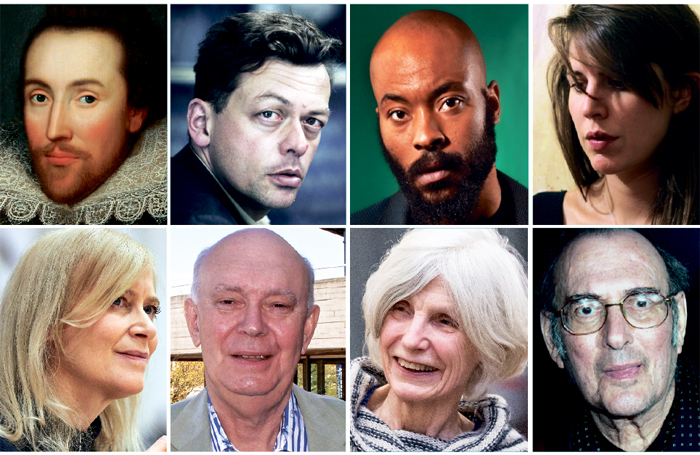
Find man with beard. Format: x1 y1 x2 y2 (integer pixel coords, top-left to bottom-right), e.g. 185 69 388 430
351 10 527 225
0 5 167 225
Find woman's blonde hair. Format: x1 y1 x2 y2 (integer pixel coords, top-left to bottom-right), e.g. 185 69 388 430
0 229 155 451
362 229 528 401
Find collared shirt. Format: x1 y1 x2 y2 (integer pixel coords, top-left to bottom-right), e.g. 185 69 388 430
208 392 308 452
569 360 699 451
192 149 271 226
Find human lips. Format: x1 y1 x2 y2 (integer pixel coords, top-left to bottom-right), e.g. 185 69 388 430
395 356 438 373
603 363 642 381
45 149 80 166
267 169 302 188
585 130 619 151
116 350 149 363
232 351 272 362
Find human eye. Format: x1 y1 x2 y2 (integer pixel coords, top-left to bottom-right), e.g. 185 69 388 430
607 78 627 91
78 95 97 104
388 109 408 122
438 97 462 112
303 117 325 132
436 314 458 329
113 297 125 307
570 299 602 318
627 293 661 309
258 110 282 123
144 304 161 320
30 93 49 104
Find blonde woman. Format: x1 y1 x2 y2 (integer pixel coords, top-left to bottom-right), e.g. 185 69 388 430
0 229 166 451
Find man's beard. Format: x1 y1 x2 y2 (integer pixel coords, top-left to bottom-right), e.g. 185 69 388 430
380 98 497 224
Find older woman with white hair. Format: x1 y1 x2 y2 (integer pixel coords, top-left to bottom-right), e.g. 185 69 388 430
350 229 528 451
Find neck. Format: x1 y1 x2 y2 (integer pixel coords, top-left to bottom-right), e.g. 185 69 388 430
590 384 675 451
368 384 472 441
51 373 110 431
590 168 659 225
190 143 269 222
207 384 293 451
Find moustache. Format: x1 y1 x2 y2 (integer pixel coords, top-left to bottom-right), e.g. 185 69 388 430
595 351 648 376
32 142 89 160
406 150 466 183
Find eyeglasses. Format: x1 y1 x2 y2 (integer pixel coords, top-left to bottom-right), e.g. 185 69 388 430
556 292 672 335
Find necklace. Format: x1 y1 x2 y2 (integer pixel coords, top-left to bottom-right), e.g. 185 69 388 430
602 176 617 225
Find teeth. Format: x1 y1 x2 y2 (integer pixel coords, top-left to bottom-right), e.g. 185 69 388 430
239 355 266 360
397 358 437 372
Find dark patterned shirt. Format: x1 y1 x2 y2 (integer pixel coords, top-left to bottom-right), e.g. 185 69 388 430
570 361 699 451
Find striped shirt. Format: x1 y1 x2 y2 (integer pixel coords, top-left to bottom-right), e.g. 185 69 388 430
208 393 308 452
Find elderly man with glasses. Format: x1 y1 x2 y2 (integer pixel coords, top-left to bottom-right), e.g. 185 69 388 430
537 229 699 452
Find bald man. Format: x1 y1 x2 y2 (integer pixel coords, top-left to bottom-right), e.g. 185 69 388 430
351 10 527 225
171 229 345 452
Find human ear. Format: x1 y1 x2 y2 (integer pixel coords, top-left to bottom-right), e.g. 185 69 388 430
184 298 201 348
671 72 699 114
127 107 148 133
486 80 501 125
301 304 320 355
674 291 687 354
187 98 214 148
540 311 565 369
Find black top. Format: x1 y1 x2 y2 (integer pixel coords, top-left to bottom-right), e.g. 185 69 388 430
533 191 566 225
537 360 699 451
351 170 528 225
170 145 245 225
0 417 101 452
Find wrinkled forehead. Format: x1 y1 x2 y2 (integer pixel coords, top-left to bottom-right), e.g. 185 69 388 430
556 232 669 304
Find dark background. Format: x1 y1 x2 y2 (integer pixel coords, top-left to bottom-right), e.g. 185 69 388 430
0 5 166 126
171 5 346 225
532 228 700 450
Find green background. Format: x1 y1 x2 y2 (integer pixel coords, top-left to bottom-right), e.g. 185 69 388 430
350 4 529 214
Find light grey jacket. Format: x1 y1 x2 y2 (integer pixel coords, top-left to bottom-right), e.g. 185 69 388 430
171 384 346 452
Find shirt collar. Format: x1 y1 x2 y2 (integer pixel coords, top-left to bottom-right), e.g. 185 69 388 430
207 392 308 452
192 148 271 225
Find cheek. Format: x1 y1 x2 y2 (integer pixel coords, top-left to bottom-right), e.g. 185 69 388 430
81 109 127 155
24 111 45 147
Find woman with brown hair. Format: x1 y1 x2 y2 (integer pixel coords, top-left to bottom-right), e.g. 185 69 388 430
534 5 699 225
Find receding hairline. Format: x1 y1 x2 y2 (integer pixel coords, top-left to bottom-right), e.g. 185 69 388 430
555 230 668 304
191 229 313 309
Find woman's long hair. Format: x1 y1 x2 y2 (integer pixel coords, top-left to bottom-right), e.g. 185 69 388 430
0 229 155 451
548 5 700 224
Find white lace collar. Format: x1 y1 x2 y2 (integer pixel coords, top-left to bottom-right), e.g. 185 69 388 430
0 118 167 224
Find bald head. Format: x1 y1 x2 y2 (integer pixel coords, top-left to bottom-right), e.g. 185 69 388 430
370 10 487 101
192 229 315 310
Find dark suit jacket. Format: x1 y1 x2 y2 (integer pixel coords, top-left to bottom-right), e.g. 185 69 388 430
351 170 528 225
170 145 245 225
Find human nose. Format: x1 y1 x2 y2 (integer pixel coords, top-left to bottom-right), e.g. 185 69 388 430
601 305 633 350
412 108 445 151
46 102 72 141
581 83 608 120
280 121 309 156
130 310 158 342
401 315 430 351
237 304 267 337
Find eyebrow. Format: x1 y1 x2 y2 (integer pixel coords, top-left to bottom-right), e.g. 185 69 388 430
379 80 467 107
124 289 161 308
257 92 331 117
24 78 106 90
566 287 662 302
211 284 298 305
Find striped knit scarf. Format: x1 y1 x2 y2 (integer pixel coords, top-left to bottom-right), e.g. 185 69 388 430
349 357 527 452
